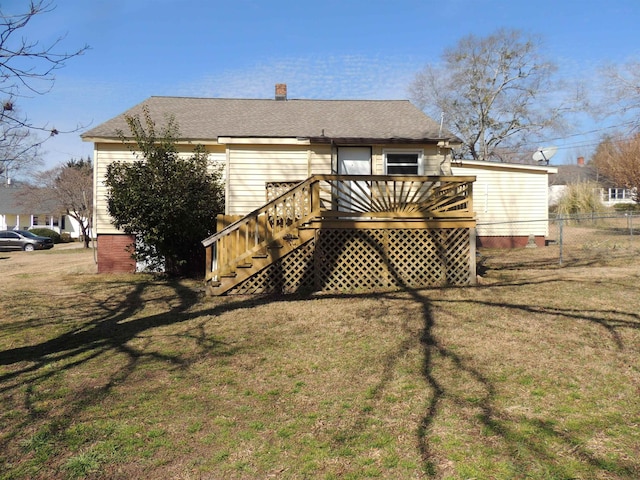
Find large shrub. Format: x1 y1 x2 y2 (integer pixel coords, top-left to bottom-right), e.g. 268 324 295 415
105 106 225 277
29 228 62 243
554 181 607 218
613 203 640 213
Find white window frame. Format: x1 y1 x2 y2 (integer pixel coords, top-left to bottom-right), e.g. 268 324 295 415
608 187 632 202
383 149 424 175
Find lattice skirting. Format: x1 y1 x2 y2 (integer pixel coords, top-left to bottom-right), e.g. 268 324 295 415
227 228 473 295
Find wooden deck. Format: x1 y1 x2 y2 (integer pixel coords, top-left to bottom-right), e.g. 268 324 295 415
202 175 476 295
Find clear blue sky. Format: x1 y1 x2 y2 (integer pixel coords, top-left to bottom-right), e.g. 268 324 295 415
8 0 640 171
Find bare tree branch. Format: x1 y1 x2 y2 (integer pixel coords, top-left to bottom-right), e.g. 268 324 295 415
409 28 579 162
23 158 94 246
597 58 640 131
0 1 88 181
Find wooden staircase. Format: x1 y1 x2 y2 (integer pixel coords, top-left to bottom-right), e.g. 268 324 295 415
202 174 476 295
202 176 319 295
208 227 316 295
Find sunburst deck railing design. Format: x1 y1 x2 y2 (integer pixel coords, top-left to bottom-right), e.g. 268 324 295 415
201 175 475 282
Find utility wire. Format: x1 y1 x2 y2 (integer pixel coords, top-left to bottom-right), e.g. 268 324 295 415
484 120 639 157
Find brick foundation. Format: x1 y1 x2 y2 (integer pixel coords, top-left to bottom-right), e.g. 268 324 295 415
477 236 545 249
97 234 136 273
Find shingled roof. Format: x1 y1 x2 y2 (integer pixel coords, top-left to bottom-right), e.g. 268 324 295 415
549 164 616 188
0 183 58 215
82 96 460 144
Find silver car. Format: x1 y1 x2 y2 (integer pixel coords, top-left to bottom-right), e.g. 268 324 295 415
0 230 54 251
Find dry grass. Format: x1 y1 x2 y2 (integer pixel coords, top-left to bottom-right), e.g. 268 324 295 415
0 242 639 479
554 181 607 216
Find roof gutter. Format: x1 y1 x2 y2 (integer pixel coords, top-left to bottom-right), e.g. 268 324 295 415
216 137 311 145
306 137 461 145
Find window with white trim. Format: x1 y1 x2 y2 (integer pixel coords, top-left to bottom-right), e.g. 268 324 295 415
608 188 632 202
384 150 423 175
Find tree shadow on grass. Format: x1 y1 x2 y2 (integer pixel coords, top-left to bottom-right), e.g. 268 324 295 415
0 277 318 469
411 282 640 478
2 262 639 477
313 230 640 477
0 279 296 384
289 230 639 477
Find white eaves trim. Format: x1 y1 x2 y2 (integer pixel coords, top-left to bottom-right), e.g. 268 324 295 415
217 137 312 145
454 159 558 174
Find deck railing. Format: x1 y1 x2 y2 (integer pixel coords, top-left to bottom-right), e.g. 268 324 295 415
202 175 475 281
315 175 474 218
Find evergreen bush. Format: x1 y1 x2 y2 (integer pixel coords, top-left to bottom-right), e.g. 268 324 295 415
29 228 62 243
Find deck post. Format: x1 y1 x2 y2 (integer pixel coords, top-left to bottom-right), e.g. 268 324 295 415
205 243 213 280
469 227 477 285
311 179 321 215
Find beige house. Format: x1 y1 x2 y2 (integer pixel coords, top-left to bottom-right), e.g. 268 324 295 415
83 85 478 293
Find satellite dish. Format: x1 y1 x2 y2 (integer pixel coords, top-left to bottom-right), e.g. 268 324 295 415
532 146 558 165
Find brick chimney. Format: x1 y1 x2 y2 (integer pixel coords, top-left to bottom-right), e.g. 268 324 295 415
275 83 287 101
577 156 585 167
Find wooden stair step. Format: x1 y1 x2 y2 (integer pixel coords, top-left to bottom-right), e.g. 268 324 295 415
208 223 313 295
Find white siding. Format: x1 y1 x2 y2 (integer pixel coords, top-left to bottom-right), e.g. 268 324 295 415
94 144 134 235
452 162 554 237
227 144 329 215
309 144 332 174
226 143 447 215
94 140 451 227
94 143 226 234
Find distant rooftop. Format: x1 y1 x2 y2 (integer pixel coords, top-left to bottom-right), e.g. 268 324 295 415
0 183 58 214
550 164 617 188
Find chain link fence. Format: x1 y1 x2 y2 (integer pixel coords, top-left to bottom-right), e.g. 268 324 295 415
478 213 640 266
549 213 640 265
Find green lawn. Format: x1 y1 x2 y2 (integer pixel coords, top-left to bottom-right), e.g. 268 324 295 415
0 245 639 479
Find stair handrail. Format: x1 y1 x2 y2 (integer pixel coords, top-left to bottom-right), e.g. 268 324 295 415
202 177 318 248
202 176 320 279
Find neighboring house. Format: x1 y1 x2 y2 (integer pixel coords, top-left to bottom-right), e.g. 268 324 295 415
0 182 85 238
549 160 636 208
452 160 558 248
83 84 480 293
